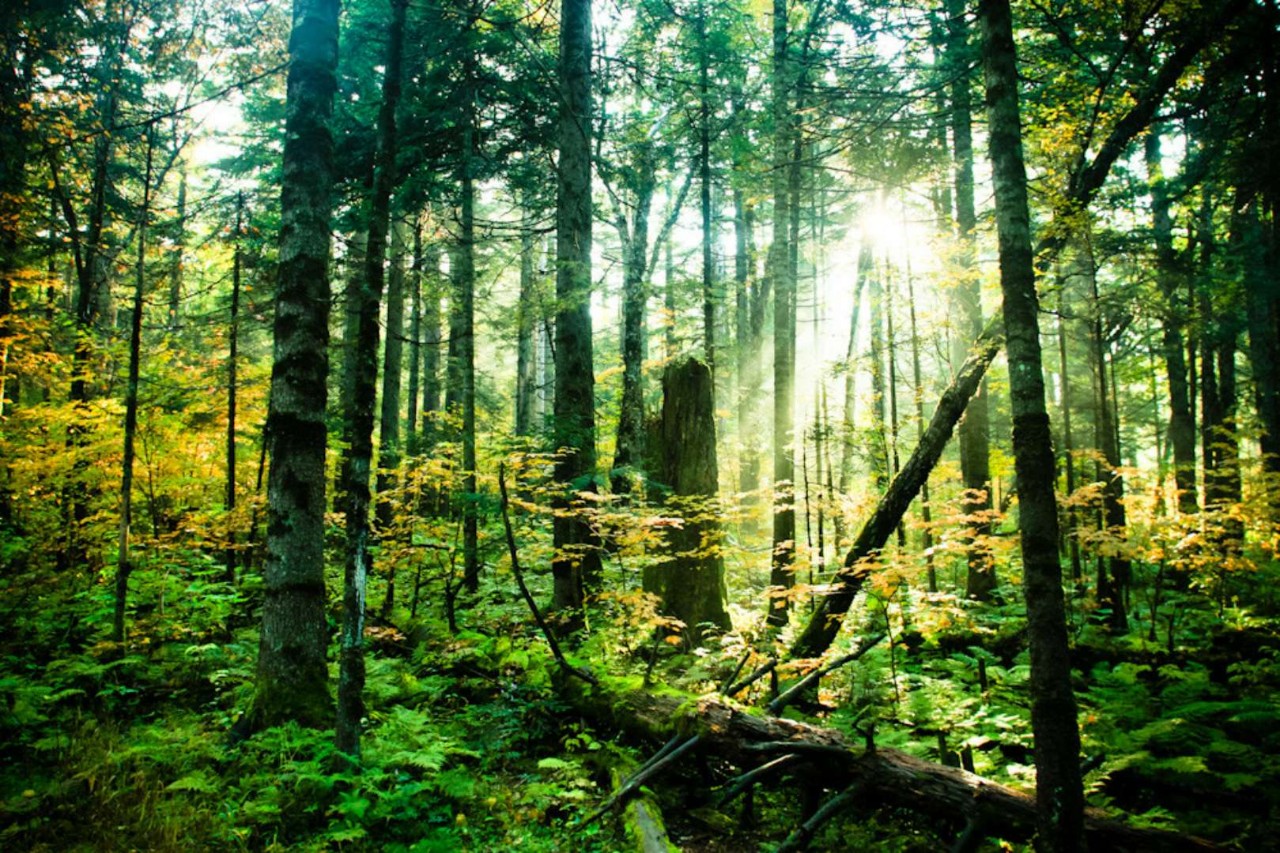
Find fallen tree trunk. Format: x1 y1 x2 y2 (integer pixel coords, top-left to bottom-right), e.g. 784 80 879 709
791 318 1005 660
569 681 1220 852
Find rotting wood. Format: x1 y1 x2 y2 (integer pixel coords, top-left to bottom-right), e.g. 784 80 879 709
564 683 1222 852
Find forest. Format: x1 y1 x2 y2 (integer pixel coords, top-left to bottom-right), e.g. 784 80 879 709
2 0 1279 849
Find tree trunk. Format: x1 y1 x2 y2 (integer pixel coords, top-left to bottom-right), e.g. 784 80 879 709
1145 130 1197 514
421 242 442 453
377 217 407 614
335 0 405 761
1240 195 1280 488
612 144 656 495
114 129 152 646
945 0 996 600
168 167 187 331
791 319 1003 660
225 193 244 585
647 358 731 644
459 67 479 593
552 0 599 616
1082 239 1129 633
977 1 1084 847
406 220 422 455
253 0 341 732
516 207 537 437
699 1 716 385
768 0 797 628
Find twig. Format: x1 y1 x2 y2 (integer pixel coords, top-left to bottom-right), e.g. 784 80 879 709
497 463 596 686
716 754 803 808
775 780 868 853
581 734 702 826
766 633 887 715
724 657 777 698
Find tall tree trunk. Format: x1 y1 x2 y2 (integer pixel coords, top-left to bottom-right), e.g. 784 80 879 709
868 250 889 490
1056 289 1083 582
1145 130 1197 514
947 0 995 600
732 84 765 516
168 167 187 331
335 0 404 762
977 1 1083 847
516 206 537 437
421 242 443 453
611 144 656 495
253 0 341 732
768 0 796 628
906 264 936 591
458 59 479 593
837 244 870 508
699 1 715 384
225 193 244 585
406 220 422 455
647 358 732 644
1240 195 1280 486
114 129 152 646
1082 239 1128 633
377 217 407 614
552 0 599 616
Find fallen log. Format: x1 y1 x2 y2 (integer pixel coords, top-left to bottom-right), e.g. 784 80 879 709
568 680 1221 852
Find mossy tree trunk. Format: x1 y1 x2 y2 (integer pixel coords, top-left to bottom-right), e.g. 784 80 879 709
255 0 341 731
646 358 731 644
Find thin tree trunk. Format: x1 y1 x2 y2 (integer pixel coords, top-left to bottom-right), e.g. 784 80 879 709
1057 288 1083 582
421 242 442 453
459 60 479 592
1082 238 1128 633
516 206 537 437
377 217 407 614
225 193 243 585
336 0 405 761
406 220 422 455
906 262 935 592
168 167 186 330
946 0 995 600
768 0 796 628
699 0 715 383
977 1 1083 846
114 129 153 646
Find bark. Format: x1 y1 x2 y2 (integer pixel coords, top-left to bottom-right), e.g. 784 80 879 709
168 168 187 330
336 0 405 761
377 217 407 613
458 70 479 592
254 0 341 731
647 358 731 644
698 1 715 382
565 685 1219 852
868 250 889 490
611 142 657 495
978 1 1084 847
731 84 765 511
791 319 1004 660
515 208 537 437
946 0 996 600
768 0 796 627
1082 241 1129 633
421 242 443 452
837 244 870 505
1145 131 1197 514
225 193 244 585
1056 291 1083 582
552 0 599 615
1240 197 1280 481
406 222 422 455
114 130 152 646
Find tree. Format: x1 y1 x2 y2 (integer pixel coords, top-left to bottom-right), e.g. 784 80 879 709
336 0 407 760
551 0 599 616
977 0 1083 847
251 0 341 731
